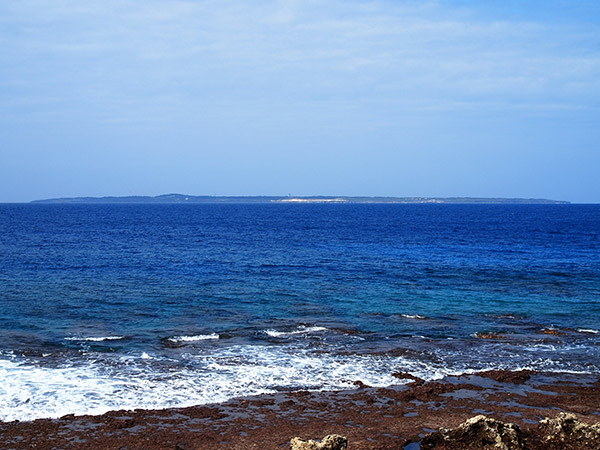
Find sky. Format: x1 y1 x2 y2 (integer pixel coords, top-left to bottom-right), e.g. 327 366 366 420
1 0 599 203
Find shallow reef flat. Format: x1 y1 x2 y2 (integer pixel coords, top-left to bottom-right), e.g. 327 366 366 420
2 370 599 449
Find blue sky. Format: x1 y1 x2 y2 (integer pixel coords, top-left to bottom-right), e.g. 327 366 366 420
1 1 599 202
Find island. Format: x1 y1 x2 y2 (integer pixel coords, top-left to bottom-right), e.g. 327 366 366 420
31 194 570 204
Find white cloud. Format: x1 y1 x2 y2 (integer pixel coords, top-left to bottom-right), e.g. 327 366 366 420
1 0 599 125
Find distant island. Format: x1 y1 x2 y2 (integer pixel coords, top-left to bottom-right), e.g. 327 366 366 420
32 194 570 204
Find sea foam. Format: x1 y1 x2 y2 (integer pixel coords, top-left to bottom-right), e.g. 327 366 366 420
577 328 599 334
168 333 220 342
65 336 125 342
2 335 599 423
0 346 421 422
264 326 328 338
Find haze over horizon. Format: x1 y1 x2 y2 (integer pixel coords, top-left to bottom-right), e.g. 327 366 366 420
1 1 599 203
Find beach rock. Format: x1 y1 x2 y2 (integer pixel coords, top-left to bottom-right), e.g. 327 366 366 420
290 434 348 450
538 412 600 450
421 415 524 450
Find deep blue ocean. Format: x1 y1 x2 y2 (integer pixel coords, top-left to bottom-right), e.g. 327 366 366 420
1 203 599 421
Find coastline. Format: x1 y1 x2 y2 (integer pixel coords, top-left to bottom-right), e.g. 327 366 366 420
2 370 599 449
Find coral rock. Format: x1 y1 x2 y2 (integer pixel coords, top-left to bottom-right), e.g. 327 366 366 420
290 434 348 450
539 412 600 450
421 415 524 450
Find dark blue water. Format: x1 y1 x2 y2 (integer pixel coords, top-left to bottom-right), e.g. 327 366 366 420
1 203 599 421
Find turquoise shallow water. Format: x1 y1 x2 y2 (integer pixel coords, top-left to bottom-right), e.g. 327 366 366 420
0 203 599 421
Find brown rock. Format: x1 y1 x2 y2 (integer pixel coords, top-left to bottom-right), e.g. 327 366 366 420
391 372 425 385
538 412 600 450
475 369 535 384
475 333 506 340
290 434 348 450
421 415 525 450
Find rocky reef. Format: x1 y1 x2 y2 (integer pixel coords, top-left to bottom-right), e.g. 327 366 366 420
419 412 600 450
420 415 525 450
537 412 600 450
294 413 600 450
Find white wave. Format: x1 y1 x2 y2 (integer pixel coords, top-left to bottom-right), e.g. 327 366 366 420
264 326 328 338
168 333 219 343
577 328 599 334
0 345 429 422
400 314 426 319
524 344 557 351
65 336 125 342
2 337 598 423
523 343 589 352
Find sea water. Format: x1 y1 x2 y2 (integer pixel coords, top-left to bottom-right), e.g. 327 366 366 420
0 203 599 421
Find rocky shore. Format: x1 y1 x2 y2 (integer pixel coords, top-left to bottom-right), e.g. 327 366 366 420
2 370 599 449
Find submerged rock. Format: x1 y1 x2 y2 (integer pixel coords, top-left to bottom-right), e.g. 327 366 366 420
290 434 348 450
538 412 600 450
421 415 524 450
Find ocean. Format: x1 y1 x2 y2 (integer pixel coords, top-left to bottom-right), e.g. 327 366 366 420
0 203 599 422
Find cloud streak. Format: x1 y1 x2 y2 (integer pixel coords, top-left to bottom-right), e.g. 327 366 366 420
2 0 599 125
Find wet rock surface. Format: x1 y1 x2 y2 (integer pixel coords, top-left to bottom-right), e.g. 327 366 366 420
474 370 535 384
0 371 598 449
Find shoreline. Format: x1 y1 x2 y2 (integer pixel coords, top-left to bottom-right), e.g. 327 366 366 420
2 370 599 449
